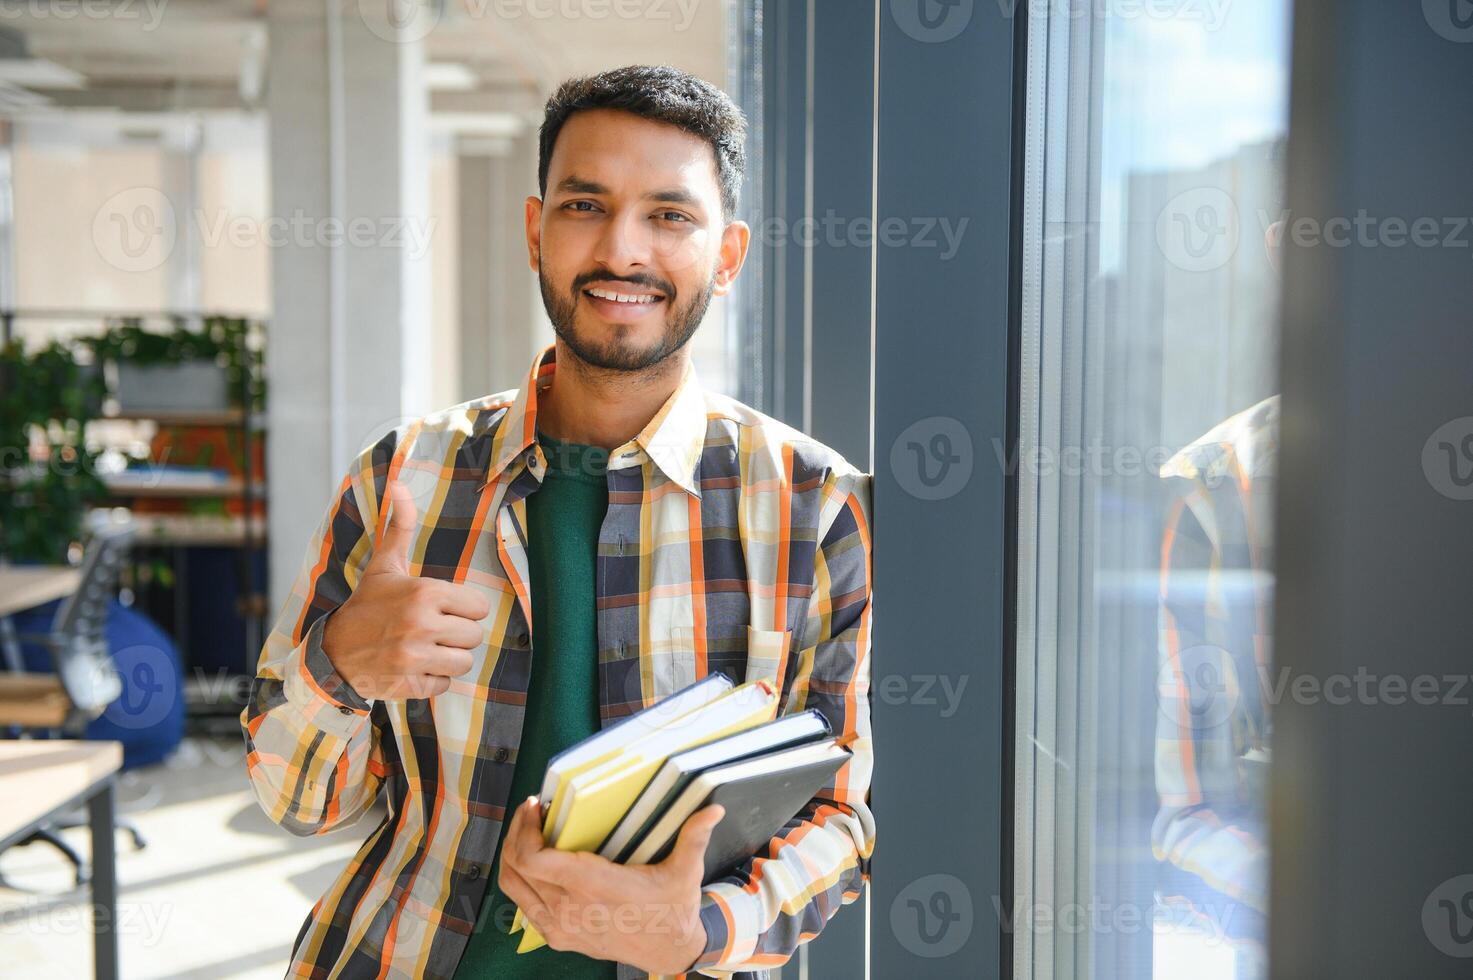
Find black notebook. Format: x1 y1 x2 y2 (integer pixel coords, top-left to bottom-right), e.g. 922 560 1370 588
599 708 834 864
621 740 852 883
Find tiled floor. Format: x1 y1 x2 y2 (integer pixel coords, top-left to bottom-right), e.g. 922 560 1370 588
0 735 383 979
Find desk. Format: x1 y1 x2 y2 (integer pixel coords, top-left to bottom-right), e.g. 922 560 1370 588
0 565 82 618
0 740 122 980
0 565 82 672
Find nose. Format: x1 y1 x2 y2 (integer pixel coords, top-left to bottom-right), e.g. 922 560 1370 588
591 206 655 274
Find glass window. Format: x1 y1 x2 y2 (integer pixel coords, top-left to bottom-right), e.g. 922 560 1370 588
1013 4 1291 980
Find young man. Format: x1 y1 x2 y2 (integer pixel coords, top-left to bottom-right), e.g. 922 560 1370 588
242 65 874 980
1150 211 1286 976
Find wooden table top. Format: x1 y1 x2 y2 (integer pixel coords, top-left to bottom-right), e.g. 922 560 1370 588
0 740 123 841
0 565 82 617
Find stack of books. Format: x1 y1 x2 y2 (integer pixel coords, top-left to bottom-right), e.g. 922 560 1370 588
510 672 851 954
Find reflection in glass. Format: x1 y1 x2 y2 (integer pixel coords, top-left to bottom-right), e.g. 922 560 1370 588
1015 4 1290 980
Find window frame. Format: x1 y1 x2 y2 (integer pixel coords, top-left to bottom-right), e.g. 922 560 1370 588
869 0 1023 978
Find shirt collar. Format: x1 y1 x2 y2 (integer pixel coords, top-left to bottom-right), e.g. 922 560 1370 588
480 343 707 498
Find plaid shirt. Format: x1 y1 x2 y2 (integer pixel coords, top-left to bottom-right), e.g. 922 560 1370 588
241 344 875 980
1153 394 1276 914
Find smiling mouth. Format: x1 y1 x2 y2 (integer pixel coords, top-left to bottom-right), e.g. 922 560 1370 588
582 286 666 305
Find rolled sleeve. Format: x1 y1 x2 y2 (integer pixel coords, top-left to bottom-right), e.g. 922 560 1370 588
281 610 375 740
689 471 876 975
241 430 402 836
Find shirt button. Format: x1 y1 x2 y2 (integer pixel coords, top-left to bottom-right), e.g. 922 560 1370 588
516 631 530 648
493 747 510 762
338 706 354 715
468 864 484 880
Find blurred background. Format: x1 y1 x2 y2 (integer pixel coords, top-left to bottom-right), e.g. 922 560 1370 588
0 3 752 977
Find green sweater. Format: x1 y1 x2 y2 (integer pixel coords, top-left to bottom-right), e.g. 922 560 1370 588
453 433 618 979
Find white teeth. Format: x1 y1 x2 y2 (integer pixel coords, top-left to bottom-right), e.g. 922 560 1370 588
587 287 659 304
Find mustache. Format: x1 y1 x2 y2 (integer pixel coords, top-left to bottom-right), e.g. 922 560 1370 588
571 270 675 296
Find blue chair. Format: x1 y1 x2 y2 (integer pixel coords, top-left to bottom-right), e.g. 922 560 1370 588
0 511 182 883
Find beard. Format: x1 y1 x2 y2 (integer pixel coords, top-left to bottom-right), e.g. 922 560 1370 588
538 263 716 373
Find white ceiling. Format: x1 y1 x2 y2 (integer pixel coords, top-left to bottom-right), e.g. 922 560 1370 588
2 0 728 125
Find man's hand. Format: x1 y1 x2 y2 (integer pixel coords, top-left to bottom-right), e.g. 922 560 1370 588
321 479 491 700
498 794 723 973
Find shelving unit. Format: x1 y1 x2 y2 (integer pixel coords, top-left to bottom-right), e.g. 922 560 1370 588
125 513 268 548
4 310 269 736
104 408 267 428
100 476 267 499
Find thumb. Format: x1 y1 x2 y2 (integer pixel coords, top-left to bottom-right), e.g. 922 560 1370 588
666 803 725 879
370 479 417 574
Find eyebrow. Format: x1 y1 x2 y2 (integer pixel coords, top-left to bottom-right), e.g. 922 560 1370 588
554 175 703 208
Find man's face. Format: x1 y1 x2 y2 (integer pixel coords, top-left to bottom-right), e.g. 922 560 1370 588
526 108 749 373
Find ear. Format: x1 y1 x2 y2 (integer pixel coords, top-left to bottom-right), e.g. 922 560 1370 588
712 219 751 297
525 196 544 272
1264 218 1285 275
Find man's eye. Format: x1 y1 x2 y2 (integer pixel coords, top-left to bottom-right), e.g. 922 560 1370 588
565 201 598 212
657 211 690 223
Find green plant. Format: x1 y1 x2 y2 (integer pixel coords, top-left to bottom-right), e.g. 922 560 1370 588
0 339 109 564
84 315 266 410
2 316 267 566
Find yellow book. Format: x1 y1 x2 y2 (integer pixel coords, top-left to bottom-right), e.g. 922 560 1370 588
515 678 779 953
507 672 736 937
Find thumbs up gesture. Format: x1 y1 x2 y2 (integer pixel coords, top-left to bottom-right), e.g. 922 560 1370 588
320 479 492 701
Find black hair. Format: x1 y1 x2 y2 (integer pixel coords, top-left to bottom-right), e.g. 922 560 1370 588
538 65 747 223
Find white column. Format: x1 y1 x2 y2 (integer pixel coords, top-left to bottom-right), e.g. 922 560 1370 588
265 0 431 613
455 129 551 401
500 130 553 387
455 146 497 402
